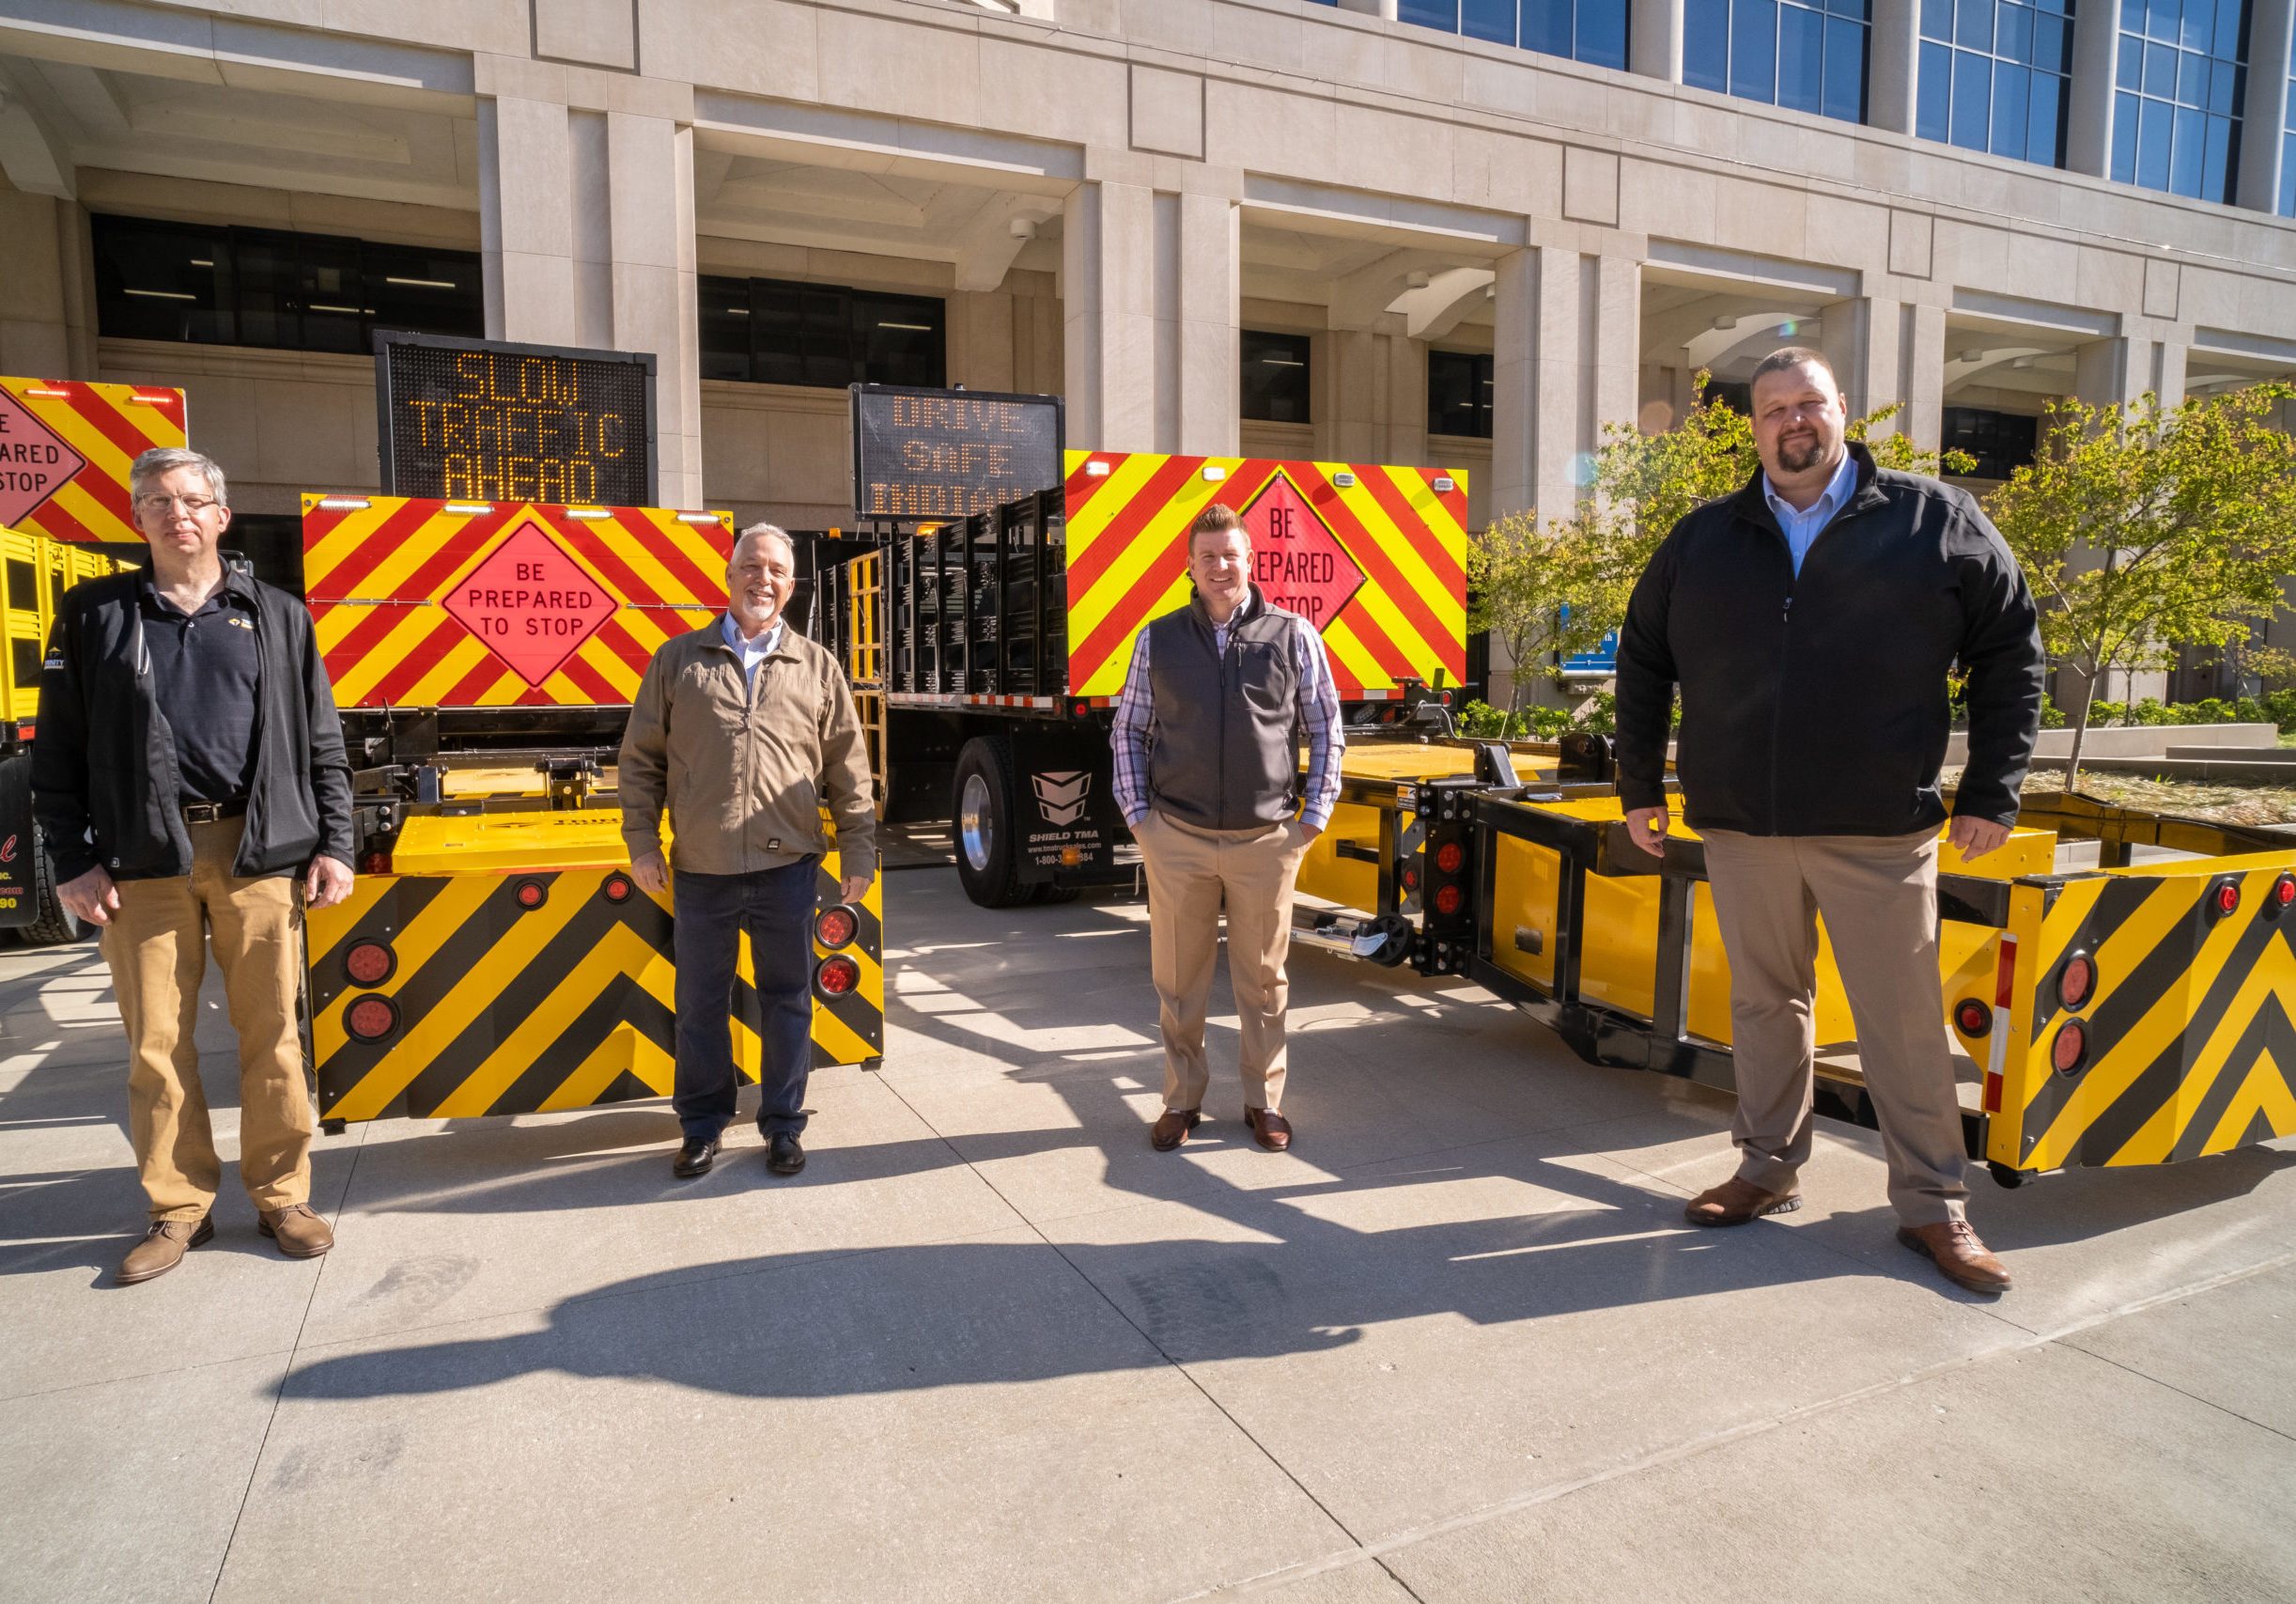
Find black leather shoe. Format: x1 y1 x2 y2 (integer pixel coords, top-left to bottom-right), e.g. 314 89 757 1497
766 1131 806 1176
673 1135 720 1178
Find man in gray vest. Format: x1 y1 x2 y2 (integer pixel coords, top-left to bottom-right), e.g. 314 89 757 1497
1110 503 1343 1154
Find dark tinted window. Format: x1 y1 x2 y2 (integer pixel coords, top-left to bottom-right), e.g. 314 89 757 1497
700 274 947 390
1941 406 2040 479
1700 378 1754 414
1241 330 1312 424
1428 350 1494 438
91 215 480 352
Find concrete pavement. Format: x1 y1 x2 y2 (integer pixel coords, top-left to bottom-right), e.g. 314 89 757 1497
2 869 2292 1602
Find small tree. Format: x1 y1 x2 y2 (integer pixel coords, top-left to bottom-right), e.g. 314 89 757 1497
1987 383 2296 786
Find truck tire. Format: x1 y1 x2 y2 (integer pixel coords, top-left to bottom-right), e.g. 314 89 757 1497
0 755 84 946
953 736 1032 908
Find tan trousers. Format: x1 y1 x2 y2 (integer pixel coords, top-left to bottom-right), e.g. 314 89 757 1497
1136 809 1311 1113
99 818 314 1222
1699 829 1970 1227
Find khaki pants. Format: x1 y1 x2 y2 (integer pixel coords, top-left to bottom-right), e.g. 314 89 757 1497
99 818 314 1223
1700 829 1970 1227
1136 809 1311 1113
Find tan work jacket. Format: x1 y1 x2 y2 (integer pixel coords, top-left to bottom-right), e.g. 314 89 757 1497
618 619 877 880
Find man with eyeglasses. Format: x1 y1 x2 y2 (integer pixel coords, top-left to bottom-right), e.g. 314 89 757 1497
33 446 355 1285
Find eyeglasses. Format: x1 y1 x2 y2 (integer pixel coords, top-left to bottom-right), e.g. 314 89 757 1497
135 494 222 515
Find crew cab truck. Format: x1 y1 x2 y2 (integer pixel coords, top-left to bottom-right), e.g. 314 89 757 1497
297 492 882 1129
817 450 1472 907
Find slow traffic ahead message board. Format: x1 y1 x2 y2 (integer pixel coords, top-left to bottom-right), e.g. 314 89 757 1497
376 334 656 507
850 383 1063 522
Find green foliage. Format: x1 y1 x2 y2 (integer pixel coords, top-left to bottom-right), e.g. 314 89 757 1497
2039 693 2067 729
1456 696 1618 740
1985 383 2296 779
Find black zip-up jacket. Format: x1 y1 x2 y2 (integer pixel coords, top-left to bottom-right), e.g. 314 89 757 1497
32 568 355 883
1613 444 2044 836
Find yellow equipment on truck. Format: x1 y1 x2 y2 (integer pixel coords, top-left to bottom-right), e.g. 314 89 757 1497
297 492 883 1129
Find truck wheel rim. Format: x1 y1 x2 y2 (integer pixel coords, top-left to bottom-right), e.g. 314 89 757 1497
959 772 995 872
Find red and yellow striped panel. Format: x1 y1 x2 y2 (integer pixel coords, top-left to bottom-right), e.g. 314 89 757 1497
303 495 733 708
0 377 187 544
1061 452 1468 699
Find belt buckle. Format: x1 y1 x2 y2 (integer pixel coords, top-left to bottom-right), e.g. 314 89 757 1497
184 802 221 825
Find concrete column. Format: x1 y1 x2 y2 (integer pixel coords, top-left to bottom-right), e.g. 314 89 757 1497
1490 246 1638 519
1387 331 1426 466
1903 303 1946 449
2238 0 2294 211
2065 1 2122 179
1868 0 1920 136
0 189 74 376
1630 0 1685 82
1063 178 1237 457
1592 256 1639 463
477 95 704 506
1819 296 1873 417
1488 250 1537 518
1326 329 1386 462
2078 335 2186 404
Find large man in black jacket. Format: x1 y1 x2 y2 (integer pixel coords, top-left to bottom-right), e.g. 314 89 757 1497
35 447 355 1285
1614 348 2043 1295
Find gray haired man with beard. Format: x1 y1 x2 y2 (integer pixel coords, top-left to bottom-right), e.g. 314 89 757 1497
1612 348 2044 1295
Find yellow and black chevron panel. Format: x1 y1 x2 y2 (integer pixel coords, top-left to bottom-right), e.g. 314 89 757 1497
1993 855 2296 1174
309 856 883 1123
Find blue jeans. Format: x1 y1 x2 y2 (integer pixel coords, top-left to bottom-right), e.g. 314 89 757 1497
672 860 816 1143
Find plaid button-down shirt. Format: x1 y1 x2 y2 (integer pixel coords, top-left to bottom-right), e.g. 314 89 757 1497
1109 592 1344 831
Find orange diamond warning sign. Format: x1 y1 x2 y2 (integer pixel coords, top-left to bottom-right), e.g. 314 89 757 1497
1242 472 1362 634
443 519 617 687
0 388 87 528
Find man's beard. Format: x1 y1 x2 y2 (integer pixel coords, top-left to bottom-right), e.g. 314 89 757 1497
1775 430 1826 473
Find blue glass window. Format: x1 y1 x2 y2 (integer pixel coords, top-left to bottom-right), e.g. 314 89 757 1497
1394 0 1632 70
1917 0 2075 165
1684 0 1869 121
2110 0 2246 202
2284 43 2296 216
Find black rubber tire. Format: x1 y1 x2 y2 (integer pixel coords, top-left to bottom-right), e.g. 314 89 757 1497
1031 883 1081 905
951 736 1032 908
1987 1160 2028 1190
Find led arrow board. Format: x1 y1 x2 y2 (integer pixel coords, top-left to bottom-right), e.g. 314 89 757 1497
850 383 1063 522
376 333 657 506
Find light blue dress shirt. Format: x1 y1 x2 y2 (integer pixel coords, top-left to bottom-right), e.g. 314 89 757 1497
721 612 784 693
1762 450 1860 577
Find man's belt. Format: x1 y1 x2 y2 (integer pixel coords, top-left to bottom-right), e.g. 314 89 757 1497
181 800 249 825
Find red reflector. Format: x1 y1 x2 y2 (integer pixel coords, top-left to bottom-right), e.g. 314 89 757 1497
1993 936 2017 1009
345 995 398 1044
815 905 859 949
2277 876 2296 908
2216 880 2241 915
2057 954 2095 1011
2051 1020 2087 1074
1403 866 1420 890
815 955 861 996
1435 842 1464 875
1434 884 1463 916
343 942 395 988
602 873 633 904
358 850 393 876
1983 1071 2004 1113
1954 999 1992 1037
514 879 547 910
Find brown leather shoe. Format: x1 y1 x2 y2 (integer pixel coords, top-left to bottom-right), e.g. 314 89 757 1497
1683 1176 1802 1227
1150 1108 1201 1151
117 1217 213 1285
258 1204 335 1259
1244 1106 1292 1152
1898 1220 2012 1293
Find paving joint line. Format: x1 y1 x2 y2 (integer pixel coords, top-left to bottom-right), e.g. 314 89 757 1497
869 1071 1429 1604
206 1123 368 1604
1160 1245 2296 1600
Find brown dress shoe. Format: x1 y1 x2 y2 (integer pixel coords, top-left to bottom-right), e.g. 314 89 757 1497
1898 1220 2012 1293
1244 1106 1292 1152
1150 1108 1202 1151
117 1217 214 1285
258 1204 335 1259
1683 1176 1802 1227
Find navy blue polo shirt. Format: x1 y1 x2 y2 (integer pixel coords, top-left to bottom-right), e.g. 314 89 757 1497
140 578 261 804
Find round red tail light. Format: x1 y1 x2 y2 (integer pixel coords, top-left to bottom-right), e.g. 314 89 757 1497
1434 884 1463 916
2051 1020 2087 1074
1403 866 1420 890
2213 880 2242 917
2057 953 2095 1011
1955 999 1993 1037
345 995 400 1045
343 941 396 988
2275 875 2296 911
815 955 861 996
602 873 633 904
1435 842 1464 875
514 879 548 911
815 905 859 949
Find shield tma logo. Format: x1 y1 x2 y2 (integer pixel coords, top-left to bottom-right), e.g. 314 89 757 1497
0 835 16 864
1032 771 1092 826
